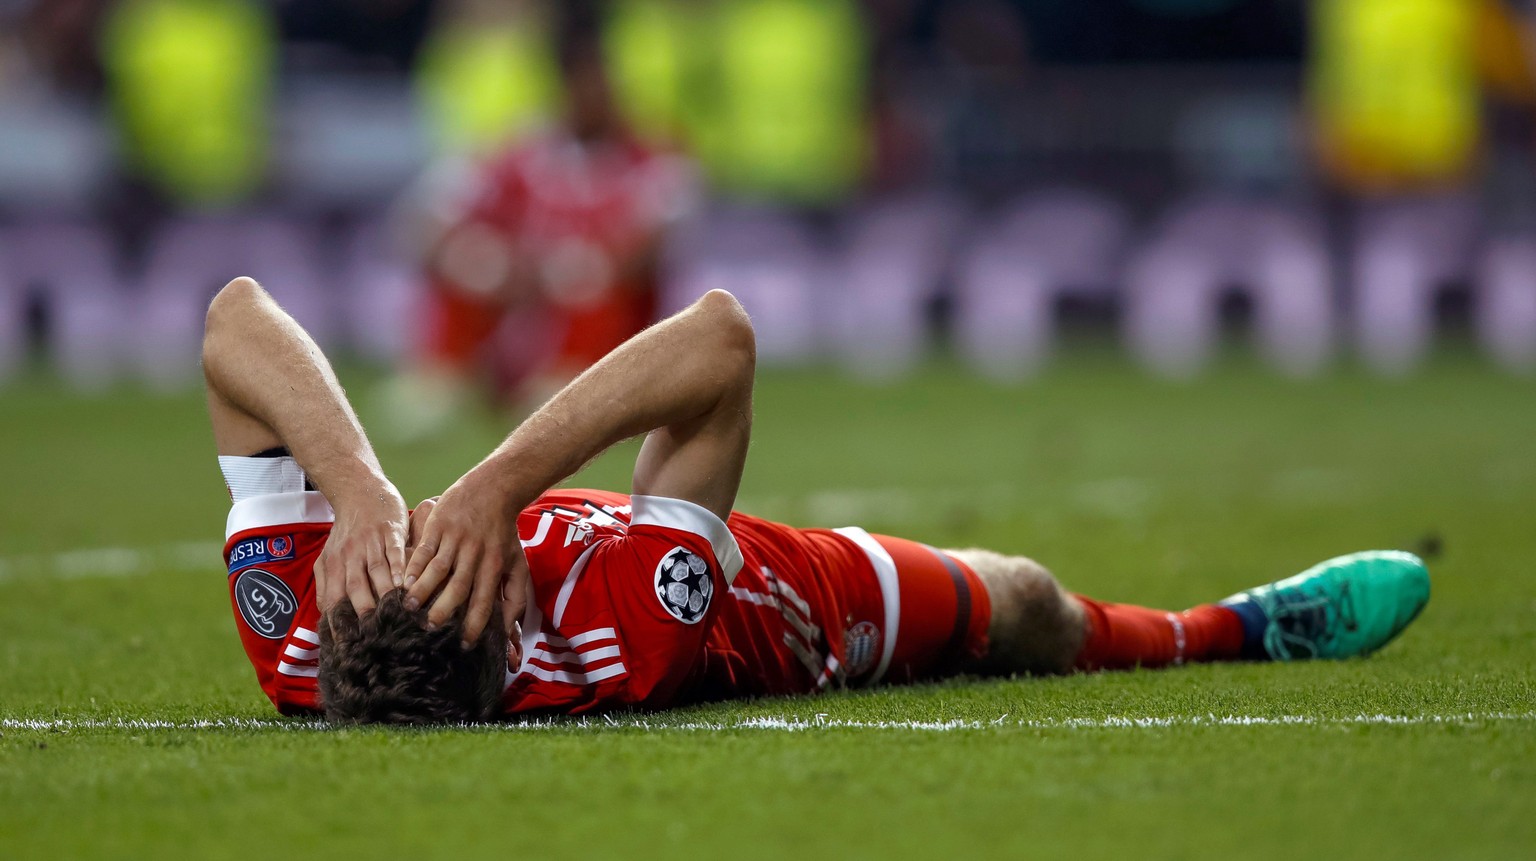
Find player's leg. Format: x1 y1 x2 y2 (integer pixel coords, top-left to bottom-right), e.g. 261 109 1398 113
956 548 1249 673
847 534 1149 681
945 549 1087 675
954 547 1432 673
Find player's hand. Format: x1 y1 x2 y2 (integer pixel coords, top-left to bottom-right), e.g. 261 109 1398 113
314 484 408 616
406 495 442 554
500 546 530 642
407 495 525 639
403 473 526 648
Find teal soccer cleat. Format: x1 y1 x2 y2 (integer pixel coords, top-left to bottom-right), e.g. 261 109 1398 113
1219 550 1431 660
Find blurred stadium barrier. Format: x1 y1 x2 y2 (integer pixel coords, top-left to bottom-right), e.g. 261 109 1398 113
1 0 1534 389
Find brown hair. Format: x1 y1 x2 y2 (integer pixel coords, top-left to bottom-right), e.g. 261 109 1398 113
317 589 507 725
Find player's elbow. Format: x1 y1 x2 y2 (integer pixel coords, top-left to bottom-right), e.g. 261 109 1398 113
203 277 265 361
206 277 264 332
695 289 756 377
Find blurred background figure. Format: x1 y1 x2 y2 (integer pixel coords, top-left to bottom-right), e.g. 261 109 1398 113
939 1 1129 379
2 0 1535 396
0 0 120 388
1312 0 1536 374
103 0 274 210
661 0 874 369
381 0 696 441
103 0 283 389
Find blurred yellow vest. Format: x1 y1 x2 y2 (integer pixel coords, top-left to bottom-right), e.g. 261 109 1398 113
1311 0 1481 191
1308 0 1523 191
1314 0 1529 193
103 0 274 206
606 0 866 205
415 15 558 155
711 0 866 204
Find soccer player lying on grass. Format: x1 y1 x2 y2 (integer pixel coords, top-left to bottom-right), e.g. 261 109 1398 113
203 277 1431 724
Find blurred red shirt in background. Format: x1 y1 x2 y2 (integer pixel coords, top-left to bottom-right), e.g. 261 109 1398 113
422 129 693 399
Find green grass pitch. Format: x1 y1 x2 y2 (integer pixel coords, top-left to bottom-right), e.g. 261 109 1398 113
2 348 1533 859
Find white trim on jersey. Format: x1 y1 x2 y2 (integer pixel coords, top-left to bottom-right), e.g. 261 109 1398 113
767 578 813 619
528 644 622 666
731 571 826 684
763 573 818 640
513 598 547 691
732 581 820 645
522 661 628 686
834 527 901 686
817 654 844 690
277 660 319 678
293 627 321 646
728 586 778 609
283 643 317 661
550 545 599 630
782 631 822 680
630 494 745 584
225 491 335 540
564 627 617 648
218 455 308 502
520 511 555 549
515 625 627 688
778 603 820 647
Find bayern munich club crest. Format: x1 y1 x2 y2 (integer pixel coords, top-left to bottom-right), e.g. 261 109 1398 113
843 620 881 677
233 568 298 640
653 547 713 624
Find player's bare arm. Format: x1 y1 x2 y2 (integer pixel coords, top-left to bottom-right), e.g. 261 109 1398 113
404 289 755 644
202 276 407 615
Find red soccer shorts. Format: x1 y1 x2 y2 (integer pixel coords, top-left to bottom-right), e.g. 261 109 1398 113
832 528 992 686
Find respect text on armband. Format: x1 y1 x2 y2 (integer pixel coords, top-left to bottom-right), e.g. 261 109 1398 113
227 535 296 574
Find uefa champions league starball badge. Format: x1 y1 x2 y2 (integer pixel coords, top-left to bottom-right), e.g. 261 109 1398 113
653 547 713 624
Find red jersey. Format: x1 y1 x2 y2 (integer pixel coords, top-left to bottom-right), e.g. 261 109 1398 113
509 489 881 712
442 131 691 309
420 132 693 381
219 458 989 717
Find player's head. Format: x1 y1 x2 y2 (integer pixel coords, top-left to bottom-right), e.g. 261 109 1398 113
554 0 618 140
316 589 507 725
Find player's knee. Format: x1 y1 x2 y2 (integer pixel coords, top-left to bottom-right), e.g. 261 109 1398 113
954 549 1084 676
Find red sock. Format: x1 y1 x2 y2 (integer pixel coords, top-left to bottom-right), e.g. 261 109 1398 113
1072 596 1245 671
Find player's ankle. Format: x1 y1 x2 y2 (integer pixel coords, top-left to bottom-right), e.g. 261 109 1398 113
1216 597 1273 660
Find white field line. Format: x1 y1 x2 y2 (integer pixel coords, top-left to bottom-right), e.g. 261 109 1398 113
738 477 1164 526
0 541 223 583
3 712 1532 734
